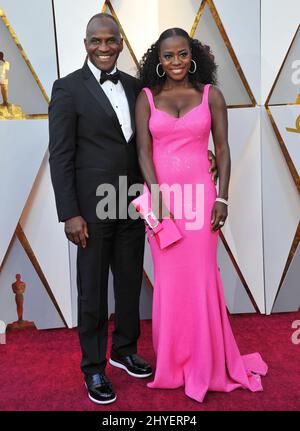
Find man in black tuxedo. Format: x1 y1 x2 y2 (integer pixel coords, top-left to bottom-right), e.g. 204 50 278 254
49 13 151 405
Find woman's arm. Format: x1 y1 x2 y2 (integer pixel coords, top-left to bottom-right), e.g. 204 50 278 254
135 90 170 220
209 86 231 231
135 90 158 190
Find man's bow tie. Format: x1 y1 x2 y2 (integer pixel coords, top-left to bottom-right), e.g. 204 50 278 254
100 70 120 85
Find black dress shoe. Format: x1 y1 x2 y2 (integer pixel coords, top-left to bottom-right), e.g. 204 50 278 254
85 373 116 404
109 352 152 378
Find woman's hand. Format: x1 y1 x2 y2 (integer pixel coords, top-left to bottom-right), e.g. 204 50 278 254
157 200 174 223
210 201 227 231
156 192 174 223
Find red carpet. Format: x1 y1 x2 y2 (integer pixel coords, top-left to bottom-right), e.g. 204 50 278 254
0 311 300 411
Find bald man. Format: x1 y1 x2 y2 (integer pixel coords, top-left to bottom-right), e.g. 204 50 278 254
49 13 152 404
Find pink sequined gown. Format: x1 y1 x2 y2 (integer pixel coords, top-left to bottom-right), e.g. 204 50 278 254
143 85 268 402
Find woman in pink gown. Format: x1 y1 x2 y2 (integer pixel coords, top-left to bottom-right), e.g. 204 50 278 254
135 28 267 403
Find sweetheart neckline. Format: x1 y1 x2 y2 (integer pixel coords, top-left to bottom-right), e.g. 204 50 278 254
153 101 204 120
144 85 206 119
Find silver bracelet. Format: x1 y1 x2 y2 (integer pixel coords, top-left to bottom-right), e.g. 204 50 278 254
215 197 228 206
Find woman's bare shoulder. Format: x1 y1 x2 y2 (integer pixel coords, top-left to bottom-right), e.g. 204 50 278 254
208 85 226 107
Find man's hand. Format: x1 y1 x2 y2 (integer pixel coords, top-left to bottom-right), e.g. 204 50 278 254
208 150 218 184
64 216 89 248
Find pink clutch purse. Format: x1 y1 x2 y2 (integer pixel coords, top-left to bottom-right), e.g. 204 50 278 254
131 185 182 250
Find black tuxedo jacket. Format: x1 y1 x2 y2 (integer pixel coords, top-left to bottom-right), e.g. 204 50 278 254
48 63 143 222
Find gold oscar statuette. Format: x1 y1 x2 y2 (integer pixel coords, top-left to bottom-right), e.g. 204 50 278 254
6 274 36 331
0 51 25 119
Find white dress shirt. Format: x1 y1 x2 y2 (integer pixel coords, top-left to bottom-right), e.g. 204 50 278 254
87 59 133 142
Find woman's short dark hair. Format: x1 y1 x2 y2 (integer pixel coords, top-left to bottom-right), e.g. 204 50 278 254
138 27 217 93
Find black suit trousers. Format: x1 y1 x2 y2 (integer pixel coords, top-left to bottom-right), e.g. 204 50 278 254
76 217 145 376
